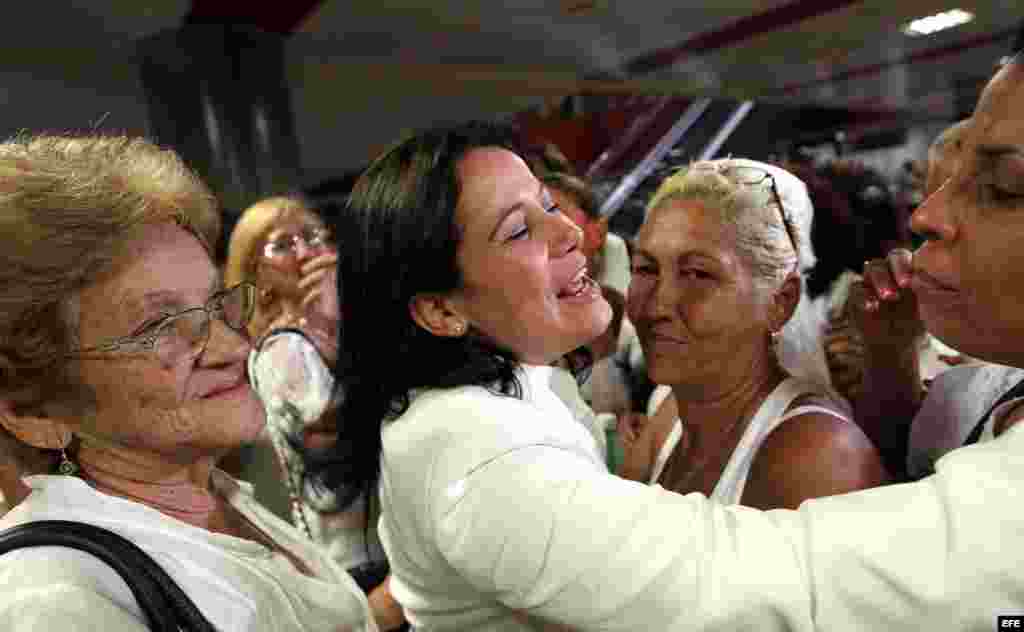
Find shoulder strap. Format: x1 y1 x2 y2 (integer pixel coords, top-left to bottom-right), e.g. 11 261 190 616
0 520 216 632
255 327 310 352
963 377 1024 446
776 404 849 425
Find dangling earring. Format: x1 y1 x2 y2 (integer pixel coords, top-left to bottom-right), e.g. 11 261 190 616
49 427 78 475
769 329 781 349
57 446 79 476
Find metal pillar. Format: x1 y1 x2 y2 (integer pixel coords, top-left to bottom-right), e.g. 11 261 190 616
136 23 303 238
698 101 756 161
598 98 712 219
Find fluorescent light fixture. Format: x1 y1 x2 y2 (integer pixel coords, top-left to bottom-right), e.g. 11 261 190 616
902 9 974 37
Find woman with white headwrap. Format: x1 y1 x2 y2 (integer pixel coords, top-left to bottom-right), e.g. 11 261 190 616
618 159 888 507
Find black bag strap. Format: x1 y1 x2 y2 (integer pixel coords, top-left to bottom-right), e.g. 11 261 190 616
0 520 216 632
963 377 1024 447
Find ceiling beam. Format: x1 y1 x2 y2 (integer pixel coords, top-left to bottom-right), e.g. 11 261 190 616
778 26 1018 97
300 60 742 99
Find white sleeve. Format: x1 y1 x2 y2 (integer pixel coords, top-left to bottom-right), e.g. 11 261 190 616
0 582 149 632
430 421 1024 631
432 442 816 630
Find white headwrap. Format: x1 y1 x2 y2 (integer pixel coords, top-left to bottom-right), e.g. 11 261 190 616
707 159 845 410
714 157 818 273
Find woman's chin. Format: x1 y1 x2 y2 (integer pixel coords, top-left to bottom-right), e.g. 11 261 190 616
571 299 614 351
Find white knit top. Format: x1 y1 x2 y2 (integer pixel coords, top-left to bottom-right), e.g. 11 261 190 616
647 377 850 504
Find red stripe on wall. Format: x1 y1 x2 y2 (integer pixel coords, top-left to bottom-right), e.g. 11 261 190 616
625 0 863 76
778 27 1018 96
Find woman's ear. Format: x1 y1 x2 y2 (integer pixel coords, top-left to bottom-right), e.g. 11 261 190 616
770 273 803 332
0 399 71 450
409 293 469 338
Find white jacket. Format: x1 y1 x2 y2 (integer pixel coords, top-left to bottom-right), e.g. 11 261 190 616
379 364 1024 631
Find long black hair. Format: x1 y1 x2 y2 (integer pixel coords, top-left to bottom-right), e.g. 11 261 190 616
308 121 527 510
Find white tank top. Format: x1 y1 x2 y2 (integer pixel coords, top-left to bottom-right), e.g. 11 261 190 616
647 378 850 505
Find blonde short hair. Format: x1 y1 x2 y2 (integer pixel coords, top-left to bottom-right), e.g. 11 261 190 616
646 158 805 285
0 133 219 408
223 196 313 289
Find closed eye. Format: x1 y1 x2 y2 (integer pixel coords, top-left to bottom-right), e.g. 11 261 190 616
983 184 1024 204
682 268 713 281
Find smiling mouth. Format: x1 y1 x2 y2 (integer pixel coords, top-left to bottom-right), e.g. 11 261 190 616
558 267 595 298
203 381 246 398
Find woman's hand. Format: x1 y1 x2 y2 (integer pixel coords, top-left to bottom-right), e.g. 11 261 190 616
298 252 339 311
296 254 340 365
617 412 657 482
846 249 927 480
848 249 925 355
617 391 680 482
824 317 866 402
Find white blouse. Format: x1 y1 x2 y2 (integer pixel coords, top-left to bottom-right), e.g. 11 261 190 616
378 363 1024 631
0 472 376 632
247 330 384 571
647 378 851 504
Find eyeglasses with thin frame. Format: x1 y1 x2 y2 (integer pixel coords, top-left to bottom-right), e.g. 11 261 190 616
687 163 798 255
68 282 256 366
263 226 332 259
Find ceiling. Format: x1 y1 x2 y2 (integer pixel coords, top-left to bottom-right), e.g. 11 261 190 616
7 1 1019 106
0 1 1019 182
290 0 1020 110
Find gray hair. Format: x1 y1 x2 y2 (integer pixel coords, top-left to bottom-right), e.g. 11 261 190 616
0 133 219 409
645 158 840 396
645 158 815 285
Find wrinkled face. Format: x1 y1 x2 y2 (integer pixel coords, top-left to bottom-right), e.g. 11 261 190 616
257 210 335 296
627 198 776 389
255 209 339 355
449 147 612 365
910 63 1024 367
71 223 265 463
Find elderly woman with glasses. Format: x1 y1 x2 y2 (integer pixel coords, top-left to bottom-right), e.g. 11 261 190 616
225 196 339 364
224 197 404 630
223 197 344 525
617 159 888 506
0 135 374 631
